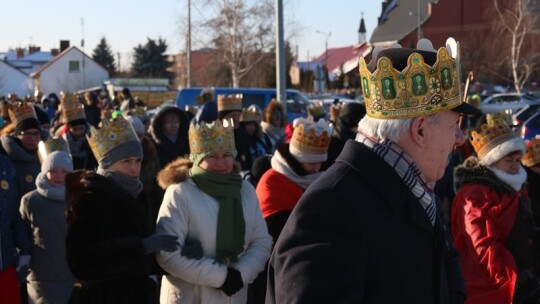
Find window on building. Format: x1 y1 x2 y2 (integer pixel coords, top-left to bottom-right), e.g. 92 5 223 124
69 61 80 72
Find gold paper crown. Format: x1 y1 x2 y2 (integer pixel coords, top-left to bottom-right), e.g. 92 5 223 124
185 105 199 116
329 103 342 122
217 94 243 112
188 119 236 154
359 38 462 119
307 101 327 118
240 107 259 122
7 101 37 126
38 137 70 163
87 115 139 161
290 117 333 156
470 114 514 159
61 93 86 123
522 136 540 167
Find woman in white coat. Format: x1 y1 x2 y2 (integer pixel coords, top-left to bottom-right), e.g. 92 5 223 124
155 118 272 304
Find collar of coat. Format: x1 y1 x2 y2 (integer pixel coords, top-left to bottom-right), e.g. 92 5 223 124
454 156 516 195
335 139 435 234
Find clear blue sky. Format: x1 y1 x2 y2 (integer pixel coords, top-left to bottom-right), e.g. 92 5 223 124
1 0 379 68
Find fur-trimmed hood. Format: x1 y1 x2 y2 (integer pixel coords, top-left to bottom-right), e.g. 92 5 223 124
454 156 515 195
157 158 193 190
149 106 190 145
264 99 287 127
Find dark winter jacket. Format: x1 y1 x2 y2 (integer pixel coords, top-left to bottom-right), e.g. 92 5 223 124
65 170 163 304
149 106 190 168
0 154 31 271
140 135 164 227
266 140 466 304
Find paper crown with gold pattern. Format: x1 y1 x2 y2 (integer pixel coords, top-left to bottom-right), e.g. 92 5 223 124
188 119 236 155
86 115 139 162
7 101 37 126
359 38 462 119
61 93 86 123
240 107 259 122
470 114 525 166
522 135 540 167
38 136 70 163
217 94 243 112
330 103 342 122
289 116 333 163
307 101 327 119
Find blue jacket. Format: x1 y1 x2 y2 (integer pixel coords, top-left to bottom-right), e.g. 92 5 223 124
0 154 31 271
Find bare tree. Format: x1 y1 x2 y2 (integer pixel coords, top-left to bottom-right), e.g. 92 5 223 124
493 0 540 93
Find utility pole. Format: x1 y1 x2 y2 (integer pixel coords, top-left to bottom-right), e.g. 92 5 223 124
186 0 192 88
316 30 331 92
275 0 286 103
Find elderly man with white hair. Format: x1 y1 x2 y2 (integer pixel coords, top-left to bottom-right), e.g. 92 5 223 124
265 38 482 304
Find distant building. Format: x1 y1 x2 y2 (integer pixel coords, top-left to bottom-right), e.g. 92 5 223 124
0 60 33 97
31 45 109 96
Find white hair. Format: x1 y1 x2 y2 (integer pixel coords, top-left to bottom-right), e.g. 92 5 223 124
358 113 441 142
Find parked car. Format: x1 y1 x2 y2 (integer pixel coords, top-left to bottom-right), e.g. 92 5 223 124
480 93 540 114
520 111 540 140
512 104 540 128
175 87 309 122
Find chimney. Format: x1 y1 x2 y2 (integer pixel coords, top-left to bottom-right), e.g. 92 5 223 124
51 48 59 56
28 46 41 55
16 48 25 58
60 40 70 53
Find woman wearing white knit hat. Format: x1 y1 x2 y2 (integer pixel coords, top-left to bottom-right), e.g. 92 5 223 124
452 115 540 304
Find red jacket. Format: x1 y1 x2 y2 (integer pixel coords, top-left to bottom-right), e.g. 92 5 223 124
256 168 304 219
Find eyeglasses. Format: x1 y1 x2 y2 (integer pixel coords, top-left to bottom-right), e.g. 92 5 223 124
164 121 180 126
20 131 41 137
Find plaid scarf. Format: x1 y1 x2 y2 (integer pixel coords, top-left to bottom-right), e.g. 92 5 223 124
356 132 436 226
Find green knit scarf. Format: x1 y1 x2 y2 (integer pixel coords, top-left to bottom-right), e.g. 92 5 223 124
190 164 245 263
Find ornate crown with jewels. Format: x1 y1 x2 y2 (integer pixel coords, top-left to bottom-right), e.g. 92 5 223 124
290 116 333 157
188 119 236 154
522 135 540 167
359 38 462 119
217 94 243 112
61 92 86 123
38 136 70 162
7 101 37 125
470 114 515 159
86 115 139 161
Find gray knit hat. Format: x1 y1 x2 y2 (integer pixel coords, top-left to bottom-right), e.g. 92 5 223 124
41 151 73 173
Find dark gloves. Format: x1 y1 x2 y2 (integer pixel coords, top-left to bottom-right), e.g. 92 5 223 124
181 238 204 259
218 267 244 296
142 234 179 254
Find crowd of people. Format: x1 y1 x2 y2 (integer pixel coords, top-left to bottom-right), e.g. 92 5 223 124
2 36 540 304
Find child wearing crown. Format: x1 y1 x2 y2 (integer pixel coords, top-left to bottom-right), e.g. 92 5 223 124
19 138 75 303
65 115 179 303
155 118 271 303
452 115 540 303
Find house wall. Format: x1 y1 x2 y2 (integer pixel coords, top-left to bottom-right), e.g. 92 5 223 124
0 62 33 97
38 49 108 95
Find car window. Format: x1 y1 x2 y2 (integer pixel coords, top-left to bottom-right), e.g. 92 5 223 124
241 93 265 109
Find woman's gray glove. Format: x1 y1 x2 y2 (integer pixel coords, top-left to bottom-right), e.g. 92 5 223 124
181 238 204 259
142 234 179 254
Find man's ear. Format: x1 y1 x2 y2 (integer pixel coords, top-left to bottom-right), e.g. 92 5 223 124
409 116 427 148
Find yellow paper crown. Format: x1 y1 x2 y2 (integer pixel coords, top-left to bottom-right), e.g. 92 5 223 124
290 117 333 157
7 101 37 125
217 94 243 112
470 114 515 159
330 103 342 122
240 107 259 122
307 101 327 118
188 119 236 154
61 93 86 123
38 136 70 162
359 38 462 119
87 115 139 161
522 136 540 167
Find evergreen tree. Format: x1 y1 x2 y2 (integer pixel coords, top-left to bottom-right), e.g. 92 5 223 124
92 37 116 75
131 37 172 78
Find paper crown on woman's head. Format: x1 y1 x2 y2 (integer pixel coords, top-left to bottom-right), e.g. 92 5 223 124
7 101 37 126
38 136 70 163
217 94 243 112
61 92 86 123
470 114 525 166
289 116 333 163
522 135 540 168
359 38 481 119
188 118 236 155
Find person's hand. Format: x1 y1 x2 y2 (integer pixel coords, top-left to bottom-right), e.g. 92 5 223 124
142 234 179 254
16 255 31 281
181 238 203 259
218 267 244 296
